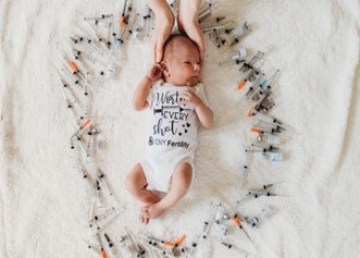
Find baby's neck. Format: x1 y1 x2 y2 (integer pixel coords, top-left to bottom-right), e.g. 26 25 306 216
163 78 196 87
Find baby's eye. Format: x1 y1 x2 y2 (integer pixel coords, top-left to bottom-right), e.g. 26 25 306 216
184 61 191 64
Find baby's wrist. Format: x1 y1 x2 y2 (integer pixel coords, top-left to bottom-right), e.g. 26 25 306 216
195 101 205 111
145 75 154 83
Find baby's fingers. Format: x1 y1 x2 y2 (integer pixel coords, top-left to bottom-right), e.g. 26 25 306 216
177 95 189 105
181 91 192 98
141 206 150 212
147 63 163 81
150 63 162 73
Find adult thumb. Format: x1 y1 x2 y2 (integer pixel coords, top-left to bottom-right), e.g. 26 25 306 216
155 44 164 63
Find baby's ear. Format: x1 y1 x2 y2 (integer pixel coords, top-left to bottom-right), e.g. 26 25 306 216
160 61 170 77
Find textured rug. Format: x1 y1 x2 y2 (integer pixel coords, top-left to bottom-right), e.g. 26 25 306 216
1 0 359 257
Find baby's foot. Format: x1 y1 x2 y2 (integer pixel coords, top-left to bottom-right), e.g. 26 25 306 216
139 212 150 224
140 189 161 207
139 204 166 224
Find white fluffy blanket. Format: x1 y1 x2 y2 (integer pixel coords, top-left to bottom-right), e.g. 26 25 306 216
1 0 360 257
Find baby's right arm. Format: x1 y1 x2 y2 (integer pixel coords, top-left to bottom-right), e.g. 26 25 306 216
132 63 162 111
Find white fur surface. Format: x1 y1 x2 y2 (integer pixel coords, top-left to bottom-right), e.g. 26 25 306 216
1 0 360 257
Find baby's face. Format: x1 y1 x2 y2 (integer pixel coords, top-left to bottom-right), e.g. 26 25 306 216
162 41 201 87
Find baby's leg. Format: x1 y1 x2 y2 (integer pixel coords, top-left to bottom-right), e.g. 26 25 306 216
141 162 192 223
125 163 161 205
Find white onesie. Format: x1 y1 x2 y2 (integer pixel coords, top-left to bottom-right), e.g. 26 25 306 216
140 81 210 193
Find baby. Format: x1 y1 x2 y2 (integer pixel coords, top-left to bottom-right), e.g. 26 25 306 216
125 35 213 224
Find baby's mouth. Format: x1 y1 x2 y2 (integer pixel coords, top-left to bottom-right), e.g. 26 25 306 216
186 76 201 86
192 75 200 81
191 76 199 84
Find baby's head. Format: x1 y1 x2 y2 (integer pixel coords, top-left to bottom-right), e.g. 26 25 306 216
161 35 201 87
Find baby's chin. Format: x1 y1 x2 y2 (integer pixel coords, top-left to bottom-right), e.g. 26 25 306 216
185 76 201 86
173 76 201 87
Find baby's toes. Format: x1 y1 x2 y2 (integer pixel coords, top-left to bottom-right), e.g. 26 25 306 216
148 206 164 219
141 205 150 212
138 213 147 224
140 210 150 224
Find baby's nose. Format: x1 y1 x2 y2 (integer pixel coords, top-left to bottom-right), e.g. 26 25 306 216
193 63 200 72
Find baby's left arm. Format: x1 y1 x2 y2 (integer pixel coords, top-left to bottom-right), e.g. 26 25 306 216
181 90 213 129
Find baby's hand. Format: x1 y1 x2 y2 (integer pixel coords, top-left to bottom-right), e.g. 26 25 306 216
179 90 202 108
146 63 163 82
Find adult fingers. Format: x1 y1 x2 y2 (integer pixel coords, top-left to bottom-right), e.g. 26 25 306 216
152 41 161 63
197 37 205 63
190 25 205 63
154 42 164 63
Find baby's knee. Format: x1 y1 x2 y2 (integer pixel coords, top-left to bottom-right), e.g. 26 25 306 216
125 164 147 194
124 172 138 194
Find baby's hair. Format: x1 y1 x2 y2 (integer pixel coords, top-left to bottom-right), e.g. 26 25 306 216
162 34 199 61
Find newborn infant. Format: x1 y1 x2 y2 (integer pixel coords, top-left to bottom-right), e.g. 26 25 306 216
125 35 213 224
